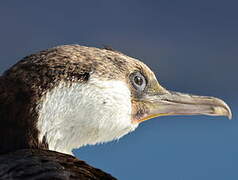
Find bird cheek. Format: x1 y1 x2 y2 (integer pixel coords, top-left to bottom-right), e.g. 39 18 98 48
131 101 148 124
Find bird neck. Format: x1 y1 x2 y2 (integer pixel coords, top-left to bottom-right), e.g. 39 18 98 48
37 79 138 155
0 77 46 154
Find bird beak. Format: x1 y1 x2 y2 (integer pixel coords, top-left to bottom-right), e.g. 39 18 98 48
133 90 232 123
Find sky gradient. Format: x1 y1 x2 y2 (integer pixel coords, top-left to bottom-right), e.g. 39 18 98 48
0 1 237 179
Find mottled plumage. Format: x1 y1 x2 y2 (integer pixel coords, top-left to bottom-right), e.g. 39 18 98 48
0 45 166 154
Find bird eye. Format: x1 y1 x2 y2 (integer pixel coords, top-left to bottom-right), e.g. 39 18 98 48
130 72 147 91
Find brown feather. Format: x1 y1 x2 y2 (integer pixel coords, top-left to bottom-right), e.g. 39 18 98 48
0 149 117 180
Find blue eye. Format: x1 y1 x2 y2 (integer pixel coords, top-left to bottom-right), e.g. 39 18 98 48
131 72 146 91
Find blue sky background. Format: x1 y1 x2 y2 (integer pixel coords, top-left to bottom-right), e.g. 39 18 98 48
0 1 237 179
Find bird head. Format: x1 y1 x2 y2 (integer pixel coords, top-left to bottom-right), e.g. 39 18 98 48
3 45 232 154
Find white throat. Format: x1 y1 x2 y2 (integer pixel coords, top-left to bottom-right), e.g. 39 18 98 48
37 78 138 154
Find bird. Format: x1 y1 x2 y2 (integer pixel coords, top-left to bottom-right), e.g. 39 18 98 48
0 44 232 179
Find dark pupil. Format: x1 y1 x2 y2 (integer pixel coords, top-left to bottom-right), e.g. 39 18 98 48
134 76 143 86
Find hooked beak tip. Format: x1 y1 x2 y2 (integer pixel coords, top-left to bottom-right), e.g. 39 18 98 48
213 101 232 120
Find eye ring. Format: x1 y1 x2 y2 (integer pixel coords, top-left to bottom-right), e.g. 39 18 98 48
130 72 147 92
